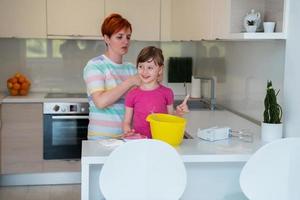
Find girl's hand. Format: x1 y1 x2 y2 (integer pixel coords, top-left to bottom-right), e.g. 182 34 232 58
176 95 190 116
176 104 189 116
123 127 136 137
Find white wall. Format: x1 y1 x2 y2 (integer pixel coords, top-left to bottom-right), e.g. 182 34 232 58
283 0 300 137
192 40 285 122
0 38 287 124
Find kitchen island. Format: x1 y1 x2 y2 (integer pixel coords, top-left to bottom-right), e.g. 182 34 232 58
81 110 263 200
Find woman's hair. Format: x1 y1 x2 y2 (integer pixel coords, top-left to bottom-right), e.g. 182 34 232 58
101 13 132 37
136 46 164 67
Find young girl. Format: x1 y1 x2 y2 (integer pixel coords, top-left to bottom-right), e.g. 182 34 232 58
123 46 189 138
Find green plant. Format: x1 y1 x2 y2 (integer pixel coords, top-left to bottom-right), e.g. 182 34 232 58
247 20 255 26
263 81 282 124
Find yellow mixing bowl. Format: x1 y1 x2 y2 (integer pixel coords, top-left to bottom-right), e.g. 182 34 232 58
146 113 186 146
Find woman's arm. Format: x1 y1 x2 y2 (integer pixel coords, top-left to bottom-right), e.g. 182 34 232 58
92 74 140 109
123 107 135 135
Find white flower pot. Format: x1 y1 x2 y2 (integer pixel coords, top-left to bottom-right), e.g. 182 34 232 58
261 122 283 142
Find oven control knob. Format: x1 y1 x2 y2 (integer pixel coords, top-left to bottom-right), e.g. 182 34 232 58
61 107 67 112
81 107 86 112
53 105 60 112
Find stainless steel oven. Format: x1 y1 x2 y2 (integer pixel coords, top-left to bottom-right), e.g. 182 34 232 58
43 102 89 160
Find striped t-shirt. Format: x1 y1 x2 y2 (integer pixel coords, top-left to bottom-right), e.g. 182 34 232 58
83 55 137 140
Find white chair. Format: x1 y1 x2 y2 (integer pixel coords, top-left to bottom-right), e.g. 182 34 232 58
99 139 187 200
240 138 300 200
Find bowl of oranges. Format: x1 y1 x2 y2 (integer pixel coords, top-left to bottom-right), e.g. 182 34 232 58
7 72 31 96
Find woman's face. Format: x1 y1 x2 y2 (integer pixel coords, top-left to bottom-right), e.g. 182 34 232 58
104 28 131 56
137 59 162 84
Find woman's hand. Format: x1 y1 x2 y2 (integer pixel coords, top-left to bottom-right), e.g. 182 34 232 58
91 74 141 109
126 74 141 87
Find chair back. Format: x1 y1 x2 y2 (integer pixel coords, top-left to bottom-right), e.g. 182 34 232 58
240 138 300 200
99 139 187 200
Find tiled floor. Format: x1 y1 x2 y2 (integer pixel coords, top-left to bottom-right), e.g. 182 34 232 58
0 184 80 200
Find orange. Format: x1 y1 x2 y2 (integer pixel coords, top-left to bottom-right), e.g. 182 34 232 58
20 89 28 96
10 89 18 96
13 83 21 90
11 77 17 83
7 78 13 84
21 82 29 90
18 76 25 83
7 82 13 89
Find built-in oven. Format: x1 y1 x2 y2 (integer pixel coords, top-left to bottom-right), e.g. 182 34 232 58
43 102 89 160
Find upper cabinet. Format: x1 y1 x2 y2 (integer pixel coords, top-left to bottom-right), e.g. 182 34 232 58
171 0 213 41
212 0 288 40
105 0 161 41
170 0 288 40
0 0 289 40
47 0 105 39
0 0 46 38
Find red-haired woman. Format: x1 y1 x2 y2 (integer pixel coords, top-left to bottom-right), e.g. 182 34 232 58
83 13 140 140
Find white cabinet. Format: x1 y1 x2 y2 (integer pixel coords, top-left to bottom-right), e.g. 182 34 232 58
105 0 161 41
171 0 213 41
212 0 288 40
1 104 43 174
0 0 46 38
0 103 80 174
169 0 288 41
47 0 105 39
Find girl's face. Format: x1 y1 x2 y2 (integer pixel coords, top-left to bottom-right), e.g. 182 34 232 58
104 28 131 56
137 59 163 84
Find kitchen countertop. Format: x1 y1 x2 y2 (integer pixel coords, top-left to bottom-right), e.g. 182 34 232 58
0 93 193 103
82 110 262 163
1 92 47 103
1 92 89 103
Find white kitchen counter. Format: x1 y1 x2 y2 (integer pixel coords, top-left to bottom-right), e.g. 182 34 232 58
81 110 263 200
2 92 47 103
1 92 89 103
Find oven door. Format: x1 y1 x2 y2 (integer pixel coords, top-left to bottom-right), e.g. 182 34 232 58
43 114 88 159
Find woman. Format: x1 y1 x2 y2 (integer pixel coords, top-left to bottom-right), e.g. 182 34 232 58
83 13 140 140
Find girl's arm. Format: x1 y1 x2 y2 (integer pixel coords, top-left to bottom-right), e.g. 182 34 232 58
167 105 175 115
123 107 135 135
92 74 140 109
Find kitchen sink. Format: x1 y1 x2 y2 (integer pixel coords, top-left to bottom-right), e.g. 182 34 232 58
183 131 193 139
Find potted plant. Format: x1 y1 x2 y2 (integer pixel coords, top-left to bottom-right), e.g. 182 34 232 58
261 81 283 142
246 20 257 32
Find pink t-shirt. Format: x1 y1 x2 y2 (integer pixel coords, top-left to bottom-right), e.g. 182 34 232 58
125 84 174 138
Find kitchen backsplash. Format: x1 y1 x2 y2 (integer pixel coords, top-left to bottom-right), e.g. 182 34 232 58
0 38 285 121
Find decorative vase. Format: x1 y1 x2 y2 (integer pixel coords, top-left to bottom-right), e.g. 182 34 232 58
246 25 257 33
261 122 283 142
244 9 261 32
